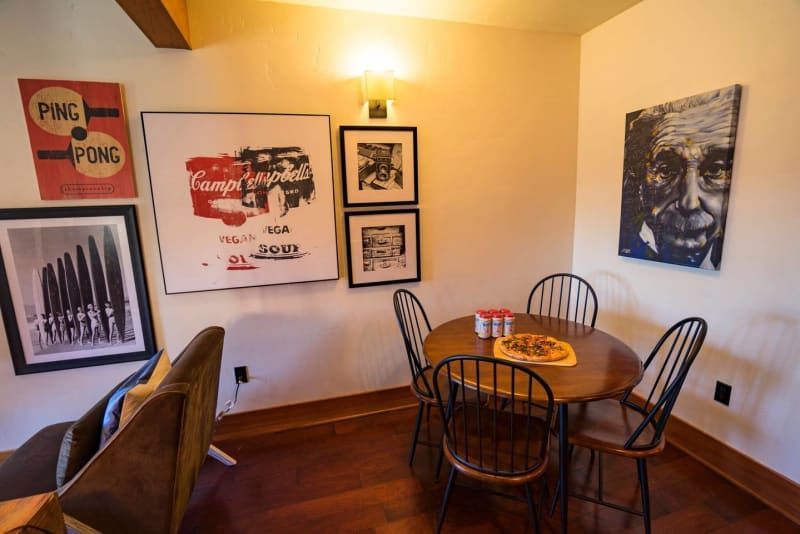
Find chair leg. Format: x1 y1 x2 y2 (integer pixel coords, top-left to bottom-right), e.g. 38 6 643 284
436 466 458 534
549 475 560 517
637 458 652 534
408 400 425 466
435 445 445 482
598 451 603 501
538 475 548 517
549 444 575 516
525 483 541 534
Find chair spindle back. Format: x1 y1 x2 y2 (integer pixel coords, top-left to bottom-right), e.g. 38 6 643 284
621 317 708 449
526 273 598 327
432 355 555 477
393 289 433 397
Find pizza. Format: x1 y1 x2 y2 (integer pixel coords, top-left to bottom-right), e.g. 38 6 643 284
498 333 570 363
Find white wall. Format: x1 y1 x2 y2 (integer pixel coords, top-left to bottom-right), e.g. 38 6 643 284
0 0 580 449
573 0 800 482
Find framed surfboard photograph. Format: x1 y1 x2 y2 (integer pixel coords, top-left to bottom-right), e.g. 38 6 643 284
0 205 155 374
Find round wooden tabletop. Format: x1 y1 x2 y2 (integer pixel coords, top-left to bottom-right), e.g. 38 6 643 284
423 314 643 404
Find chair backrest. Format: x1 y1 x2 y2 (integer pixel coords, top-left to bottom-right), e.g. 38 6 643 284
621 317 707 449
526 273 598 327
432 355 555 478
59 327 225 534
393 289 433 397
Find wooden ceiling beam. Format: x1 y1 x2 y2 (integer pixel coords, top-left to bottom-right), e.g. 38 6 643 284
115 0 191 50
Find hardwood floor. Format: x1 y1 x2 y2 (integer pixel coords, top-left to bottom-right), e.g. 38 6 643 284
180 407 800 533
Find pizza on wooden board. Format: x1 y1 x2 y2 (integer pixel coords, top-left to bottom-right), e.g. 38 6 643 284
499 333 570 363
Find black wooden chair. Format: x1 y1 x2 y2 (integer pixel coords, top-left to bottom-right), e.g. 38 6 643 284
393 289 439 467
552 317 707 534
433 355 555 533
527 273 598 327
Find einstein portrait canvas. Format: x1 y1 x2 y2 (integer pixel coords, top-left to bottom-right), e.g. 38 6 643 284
618 85 742 270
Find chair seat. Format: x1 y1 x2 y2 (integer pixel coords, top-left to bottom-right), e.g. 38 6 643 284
414 366 459 403
567 398 664 458
413 367 489 405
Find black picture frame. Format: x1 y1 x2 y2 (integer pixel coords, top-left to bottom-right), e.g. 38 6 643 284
340 126 418 207
0 205 155 375
344 209 421 288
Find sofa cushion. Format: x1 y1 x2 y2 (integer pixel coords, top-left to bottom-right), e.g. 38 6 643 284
54 369 139 488
55 397 109 487
99 350 164 447
0 422 72 501
120 350 171 425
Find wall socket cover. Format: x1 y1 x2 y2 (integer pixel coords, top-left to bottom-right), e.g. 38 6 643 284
234 366 249 383
714 381 732 406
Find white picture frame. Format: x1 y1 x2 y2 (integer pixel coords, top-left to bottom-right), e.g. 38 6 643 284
141 112 339 294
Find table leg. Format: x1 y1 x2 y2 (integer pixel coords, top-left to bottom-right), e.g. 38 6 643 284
559 403 569 533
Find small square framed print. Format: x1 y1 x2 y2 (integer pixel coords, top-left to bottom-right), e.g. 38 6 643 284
345 209 420 288
340 126 418 207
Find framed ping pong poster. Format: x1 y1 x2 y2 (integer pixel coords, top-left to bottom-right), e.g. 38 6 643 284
18 79 136 200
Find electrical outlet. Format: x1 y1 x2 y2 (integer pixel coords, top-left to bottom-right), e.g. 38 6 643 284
714 381 732 406
234 366 249 384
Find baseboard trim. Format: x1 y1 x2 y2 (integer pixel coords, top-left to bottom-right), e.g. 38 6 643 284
213 386 417 442
629 394 800 525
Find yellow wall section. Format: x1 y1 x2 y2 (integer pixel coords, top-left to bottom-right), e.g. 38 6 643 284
0 0 579 449
573 0 800 482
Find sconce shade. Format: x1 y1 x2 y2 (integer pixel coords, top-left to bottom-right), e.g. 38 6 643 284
364 70 394 118
365 70 395 101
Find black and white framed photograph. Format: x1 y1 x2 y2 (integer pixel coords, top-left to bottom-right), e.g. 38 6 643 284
340 126 418 207
142 112 339 294
618 84 742 270
0 205 155 375
345 209 420 288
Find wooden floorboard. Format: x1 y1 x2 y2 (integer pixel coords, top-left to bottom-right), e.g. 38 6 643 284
181 407 800 533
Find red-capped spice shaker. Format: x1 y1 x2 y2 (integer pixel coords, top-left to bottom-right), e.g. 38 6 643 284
499 308 510 315
478 313 492 339
491 313 504 338
475 309 486 333
503 312 515 337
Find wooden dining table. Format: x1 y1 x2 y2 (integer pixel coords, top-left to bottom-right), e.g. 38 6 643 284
423 313 643 534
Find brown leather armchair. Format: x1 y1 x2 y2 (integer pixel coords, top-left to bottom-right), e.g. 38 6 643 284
0 326 225 534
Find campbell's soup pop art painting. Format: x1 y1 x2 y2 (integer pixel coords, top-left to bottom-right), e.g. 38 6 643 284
141 112 338 294
18 79 136 199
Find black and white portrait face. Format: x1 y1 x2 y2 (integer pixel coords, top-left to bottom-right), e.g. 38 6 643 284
619 85 741 270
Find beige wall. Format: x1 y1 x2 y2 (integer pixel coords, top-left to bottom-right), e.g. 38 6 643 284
573 0 800 482
0 0 580 449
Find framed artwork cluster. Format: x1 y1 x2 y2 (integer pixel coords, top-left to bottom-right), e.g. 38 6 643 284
339 126 421 288
1 78 156 375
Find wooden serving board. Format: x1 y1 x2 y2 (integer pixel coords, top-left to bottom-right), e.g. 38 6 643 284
493 335 578 367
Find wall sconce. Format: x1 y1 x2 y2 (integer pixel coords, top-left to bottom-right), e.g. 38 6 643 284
364 70 395 119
